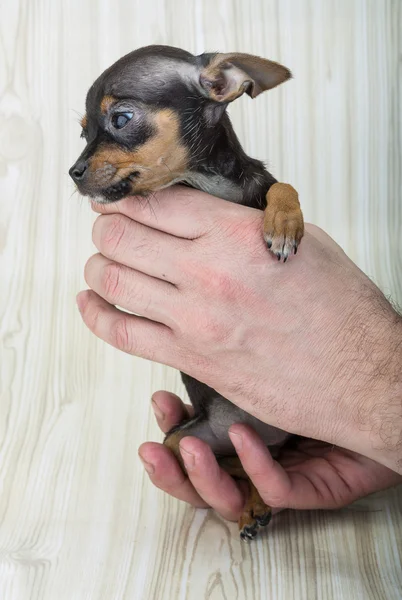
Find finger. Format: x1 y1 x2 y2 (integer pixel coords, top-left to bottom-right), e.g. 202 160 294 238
179 437 245 521
92 213 186 284
91 185 241 239
229 425 293 509
76 289 179 365
151 391 194 434
138 442 209 508
84 253 178 326
230 427 332 509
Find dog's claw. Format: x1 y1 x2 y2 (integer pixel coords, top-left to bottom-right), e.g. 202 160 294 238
255 512 272 527
264 229 301 262
239 507 272 541
240 524 258 542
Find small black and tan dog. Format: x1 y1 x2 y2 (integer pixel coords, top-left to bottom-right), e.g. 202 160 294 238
70 45 304 540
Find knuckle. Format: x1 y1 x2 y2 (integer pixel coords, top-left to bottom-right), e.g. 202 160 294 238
132 234 160 261
260 491 287 508
111 317 152 359
111 317 134 353
99 214 127 256
83 302 102 332
102 262 123 300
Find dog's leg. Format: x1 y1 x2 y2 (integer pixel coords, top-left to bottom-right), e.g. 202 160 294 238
164 427 272 541
218 456 272 541
263 182 304 261
163 425 189 471
163 414 213 472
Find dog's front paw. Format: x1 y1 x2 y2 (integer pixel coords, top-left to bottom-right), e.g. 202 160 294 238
263 183 304 262
263 208 304 261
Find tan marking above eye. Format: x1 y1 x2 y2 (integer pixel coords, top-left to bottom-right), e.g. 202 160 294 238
88 109 189 191
100 95 116 114
80 115 87 129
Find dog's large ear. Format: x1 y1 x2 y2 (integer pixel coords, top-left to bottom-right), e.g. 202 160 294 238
199 53 291 103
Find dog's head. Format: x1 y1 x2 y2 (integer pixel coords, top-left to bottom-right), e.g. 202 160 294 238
69 45 291 202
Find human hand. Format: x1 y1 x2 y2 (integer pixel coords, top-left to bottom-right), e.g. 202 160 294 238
139 391 402 518
77 186 402 472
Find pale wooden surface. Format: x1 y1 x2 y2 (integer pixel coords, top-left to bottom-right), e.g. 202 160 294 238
0 0 401 599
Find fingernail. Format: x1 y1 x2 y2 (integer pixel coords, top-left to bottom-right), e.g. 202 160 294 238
229 430 243 451
76 291 89 314
180 444 195 471
151 398 165 422
139 456 154 475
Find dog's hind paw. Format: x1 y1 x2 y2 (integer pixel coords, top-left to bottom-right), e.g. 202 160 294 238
239 506 272 542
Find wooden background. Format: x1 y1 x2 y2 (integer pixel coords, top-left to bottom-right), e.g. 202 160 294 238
0 0 401 598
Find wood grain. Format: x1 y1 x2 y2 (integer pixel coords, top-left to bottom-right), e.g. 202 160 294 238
0 1 401 599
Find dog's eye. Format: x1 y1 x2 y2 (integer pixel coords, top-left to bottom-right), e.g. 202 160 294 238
111 112 133 130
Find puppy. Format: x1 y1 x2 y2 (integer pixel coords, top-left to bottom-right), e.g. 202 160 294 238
70 45 304 540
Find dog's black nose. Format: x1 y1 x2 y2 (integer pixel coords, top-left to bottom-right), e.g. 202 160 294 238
69 160 88 182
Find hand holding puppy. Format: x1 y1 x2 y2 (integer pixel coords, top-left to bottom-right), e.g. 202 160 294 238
77 186 402 477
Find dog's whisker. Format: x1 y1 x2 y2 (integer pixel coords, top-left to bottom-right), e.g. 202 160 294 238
148 192 160 218
68 188 79 201
160 158 173 178
71 109 85 120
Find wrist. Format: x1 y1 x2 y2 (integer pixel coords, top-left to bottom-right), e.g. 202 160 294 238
343 306 402 473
